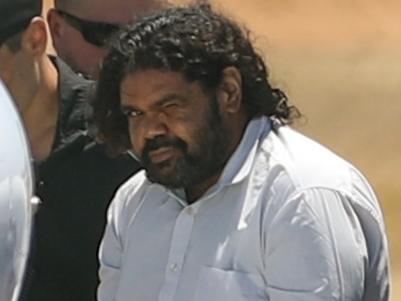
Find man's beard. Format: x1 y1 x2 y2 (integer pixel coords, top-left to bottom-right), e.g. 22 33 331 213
140 99 233 189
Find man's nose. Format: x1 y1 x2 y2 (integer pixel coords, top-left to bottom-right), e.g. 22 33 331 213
142 111 168 140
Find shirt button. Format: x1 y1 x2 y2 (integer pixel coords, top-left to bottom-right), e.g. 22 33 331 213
170 263 179 272
186 207 193 215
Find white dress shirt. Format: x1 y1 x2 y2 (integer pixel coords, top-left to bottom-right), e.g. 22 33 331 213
98 116 389 301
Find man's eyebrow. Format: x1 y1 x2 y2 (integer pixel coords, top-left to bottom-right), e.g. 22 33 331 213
120 93 186 112
120 104 137 112
154 93 186 107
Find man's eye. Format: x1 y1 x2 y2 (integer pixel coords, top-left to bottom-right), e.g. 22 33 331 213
121 108 143 117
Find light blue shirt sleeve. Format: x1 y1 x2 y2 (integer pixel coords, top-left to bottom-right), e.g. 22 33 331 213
264 187 387 301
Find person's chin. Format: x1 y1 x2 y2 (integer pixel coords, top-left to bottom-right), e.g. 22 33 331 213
150 157 176 175
146 153 175 174
147 146 178 164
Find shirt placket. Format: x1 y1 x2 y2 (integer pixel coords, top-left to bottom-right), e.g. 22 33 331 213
158 205 196 301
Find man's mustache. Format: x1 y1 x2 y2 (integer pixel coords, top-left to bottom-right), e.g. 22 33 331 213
141 136 186 161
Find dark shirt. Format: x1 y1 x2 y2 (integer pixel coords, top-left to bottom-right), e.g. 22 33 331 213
21 57 140 301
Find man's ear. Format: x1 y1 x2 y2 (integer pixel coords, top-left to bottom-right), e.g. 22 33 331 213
217 66 242 114
21 17 48 57
47 8 63 43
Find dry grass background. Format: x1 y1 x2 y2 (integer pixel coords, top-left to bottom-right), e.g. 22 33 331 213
44 0 401 299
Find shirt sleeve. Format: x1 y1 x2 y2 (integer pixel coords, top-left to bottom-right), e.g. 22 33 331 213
263 187 369 301
97 193 124 301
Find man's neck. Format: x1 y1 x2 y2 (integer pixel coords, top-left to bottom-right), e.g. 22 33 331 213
22 57 59 162
186 172 221 204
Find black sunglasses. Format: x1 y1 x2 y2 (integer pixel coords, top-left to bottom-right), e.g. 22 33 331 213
56 9 120 47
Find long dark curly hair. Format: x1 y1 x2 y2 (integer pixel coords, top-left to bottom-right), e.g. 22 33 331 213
93 3 300 155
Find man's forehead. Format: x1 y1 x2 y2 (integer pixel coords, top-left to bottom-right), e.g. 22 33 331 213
120 69 200 102
122 69 183 90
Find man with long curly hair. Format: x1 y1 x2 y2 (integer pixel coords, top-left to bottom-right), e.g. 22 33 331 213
94 4 389 301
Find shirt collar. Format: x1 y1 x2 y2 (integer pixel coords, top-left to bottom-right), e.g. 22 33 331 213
49 56 94 151
167 116 271 204
217 115 271 186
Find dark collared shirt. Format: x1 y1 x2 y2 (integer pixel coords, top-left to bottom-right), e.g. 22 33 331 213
21 57 140 301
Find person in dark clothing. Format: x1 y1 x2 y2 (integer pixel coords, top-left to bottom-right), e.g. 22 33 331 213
0 1 140 300
25 57 140 301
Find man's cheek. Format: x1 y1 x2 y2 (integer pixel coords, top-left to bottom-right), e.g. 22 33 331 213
129 136 143 159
